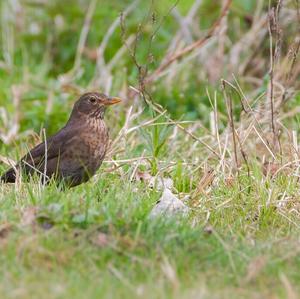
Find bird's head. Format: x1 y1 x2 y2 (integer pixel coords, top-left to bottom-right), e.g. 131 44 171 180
72 92 122 120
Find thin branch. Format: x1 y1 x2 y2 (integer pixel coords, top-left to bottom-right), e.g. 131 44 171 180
268 2 276 136
222 80 239 170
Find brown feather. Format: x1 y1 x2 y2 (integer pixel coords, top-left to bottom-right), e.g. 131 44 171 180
0 92 117 187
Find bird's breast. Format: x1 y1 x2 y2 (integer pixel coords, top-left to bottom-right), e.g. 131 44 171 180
63 118 109 173
76 119 109 168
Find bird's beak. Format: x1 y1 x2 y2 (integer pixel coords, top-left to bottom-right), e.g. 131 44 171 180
104 97 122 106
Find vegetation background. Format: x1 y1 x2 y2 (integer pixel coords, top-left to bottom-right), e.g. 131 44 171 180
0 0 299 298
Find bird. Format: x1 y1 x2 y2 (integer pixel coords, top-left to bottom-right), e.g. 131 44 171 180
0 92 121 187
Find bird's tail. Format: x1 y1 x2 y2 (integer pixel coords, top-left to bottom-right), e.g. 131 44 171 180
0 168 16 183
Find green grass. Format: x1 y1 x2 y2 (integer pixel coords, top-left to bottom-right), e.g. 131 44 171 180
1 0 300 298
0 169 299 298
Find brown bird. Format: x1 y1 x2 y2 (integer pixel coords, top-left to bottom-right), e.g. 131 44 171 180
0 92 121 187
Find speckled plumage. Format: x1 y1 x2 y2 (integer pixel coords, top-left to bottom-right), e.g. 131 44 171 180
0 92 121 187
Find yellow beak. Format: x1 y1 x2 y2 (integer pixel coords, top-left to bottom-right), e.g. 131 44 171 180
104 97 122 106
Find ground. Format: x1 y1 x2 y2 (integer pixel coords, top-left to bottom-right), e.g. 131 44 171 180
0 0 299 298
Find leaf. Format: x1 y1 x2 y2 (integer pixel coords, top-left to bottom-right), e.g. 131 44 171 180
193 169 215 197
21 207 38 227
91 232 110 248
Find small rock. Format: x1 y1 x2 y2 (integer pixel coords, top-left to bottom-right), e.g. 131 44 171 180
149 189 189 219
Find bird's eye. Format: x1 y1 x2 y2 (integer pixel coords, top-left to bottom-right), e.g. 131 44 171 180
89 97 97 104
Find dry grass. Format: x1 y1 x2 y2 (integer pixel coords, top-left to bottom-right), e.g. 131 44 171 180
0 0 300 298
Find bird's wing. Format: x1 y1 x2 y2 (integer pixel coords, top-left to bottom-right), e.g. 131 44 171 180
22 125 78 166
1 126 78 183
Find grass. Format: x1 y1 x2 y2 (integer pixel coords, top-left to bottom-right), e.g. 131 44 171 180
0 172 299 298
0 0 300 298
